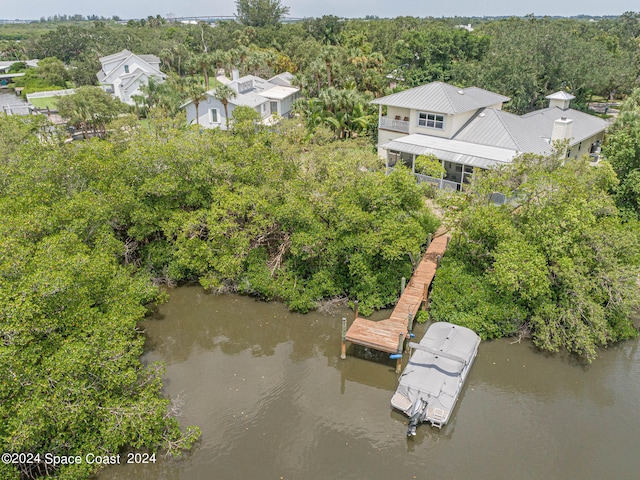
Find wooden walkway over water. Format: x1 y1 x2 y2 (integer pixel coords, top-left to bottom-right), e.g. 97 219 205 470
342 233 450 369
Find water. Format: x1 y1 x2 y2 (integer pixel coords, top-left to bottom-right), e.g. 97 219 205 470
100 286 640 480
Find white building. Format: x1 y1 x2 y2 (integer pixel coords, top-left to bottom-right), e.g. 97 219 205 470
97 50 166 105
372 82 608 190
183 71 300 129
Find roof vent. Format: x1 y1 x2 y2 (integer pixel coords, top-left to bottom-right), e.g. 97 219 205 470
458 90 464 95
479 112 486 117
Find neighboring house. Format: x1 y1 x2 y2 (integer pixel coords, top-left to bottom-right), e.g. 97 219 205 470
0 59 39 73
372 82 608 190
97 49 166 105
183 71 300 129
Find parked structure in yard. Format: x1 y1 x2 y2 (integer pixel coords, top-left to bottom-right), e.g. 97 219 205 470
373 82 608 190
183 71 300 129
97 50 166 105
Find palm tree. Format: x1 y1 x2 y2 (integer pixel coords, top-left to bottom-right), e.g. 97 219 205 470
320 45 341 88
186 80 208 126
202 53 215 90
212 84 237 129
139 77 162 110
172 44 189 77
159 48 174 73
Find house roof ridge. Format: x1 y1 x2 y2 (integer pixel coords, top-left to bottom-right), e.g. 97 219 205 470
371 81 509 114
99 49 132 63
434 82 457 115
492 108 525 150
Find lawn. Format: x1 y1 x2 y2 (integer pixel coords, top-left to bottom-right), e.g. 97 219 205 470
28 96 60 110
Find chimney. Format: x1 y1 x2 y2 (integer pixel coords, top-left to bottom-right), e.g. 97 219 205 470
551 117 573 143
231 68 239 81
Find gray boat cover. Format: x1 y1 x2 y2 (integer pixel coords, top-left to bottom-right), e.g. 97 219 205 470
391 322 480 427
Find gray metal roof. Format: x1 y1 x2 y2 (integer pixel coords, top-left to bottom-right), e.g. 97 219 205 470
232 91 268 108
380 133 518 169
268 72 295 87
453 108 552 154
521 106 608 144
546 91 575 101
371 82 510 114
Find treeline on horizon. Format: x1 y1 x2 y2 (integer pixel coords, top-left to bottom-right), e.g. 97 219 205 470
2 11 640 114
0 12 629 22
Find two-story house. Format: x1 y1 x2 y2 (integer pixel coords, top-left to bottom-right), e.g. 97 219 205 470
372 82 608 190
183 71 300 129
97 50 166 105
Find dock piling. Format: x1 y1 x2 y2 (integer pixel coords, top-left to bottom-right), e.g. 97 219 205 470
401 277 406 295
395 333 404 373
341 317 347 360
406 313 414 351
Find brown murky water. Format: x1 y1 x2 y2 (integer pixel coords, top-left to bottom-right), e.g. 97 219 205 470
100 286 640 480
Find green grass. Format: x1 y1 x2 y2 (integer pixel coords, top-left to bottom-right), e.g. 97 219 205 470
28 96 61 109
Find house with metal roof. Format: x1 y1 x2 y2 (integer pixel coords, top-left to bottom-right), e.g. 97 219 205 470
372 82 608 190
183 71 300 129
97 50 166 105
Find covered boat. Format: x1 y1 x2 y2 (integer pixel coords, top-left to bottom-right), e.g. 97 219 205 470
391 322 480 435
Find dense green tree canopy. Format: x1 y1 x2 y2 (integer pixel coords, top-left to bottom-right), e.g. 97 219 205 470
0 114 439 478
602 88 640 219
430 151 640 361
57 86 126 138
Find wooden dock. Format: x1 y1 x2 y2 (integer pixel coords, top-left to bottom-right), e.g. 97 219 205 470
342 234 450 368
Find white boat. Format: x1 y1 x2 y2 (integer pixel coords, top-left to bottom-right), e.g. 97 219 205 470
391 322 481 435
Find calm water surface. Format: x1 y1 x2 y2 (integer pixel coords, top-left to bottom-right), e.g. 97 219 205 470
100 286 640 480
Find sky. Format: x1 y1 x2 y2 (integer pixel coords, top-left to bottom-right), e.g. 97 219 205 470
1 0 638 21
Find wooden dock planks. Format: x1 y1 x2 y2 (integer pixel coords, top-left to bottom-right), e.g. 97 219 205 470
344 234 450 355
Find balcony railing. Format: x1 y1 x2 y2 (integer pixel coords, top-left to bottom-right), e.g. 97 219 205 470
414 173 459 191
380 115 410 133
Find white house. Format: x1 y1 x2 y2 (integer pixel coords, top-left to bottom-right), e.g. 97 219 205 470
183 71 300 129
97 49 166 105
372 82 608 190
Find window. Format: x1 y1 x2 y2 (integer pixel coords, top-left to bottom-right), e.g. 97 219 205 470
418 112 444 129
124 65 129 74
270 101 278 114
209 109 219 124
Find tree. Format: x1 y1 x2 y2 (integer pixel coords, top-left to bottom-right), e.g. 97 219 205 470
602 88 640 219
58 86 124 138
235 0 290 28
430 150 640 361
185 80 208 126
212 84 237 129
172 44 190 77
190 53 215 90
414 154 445 177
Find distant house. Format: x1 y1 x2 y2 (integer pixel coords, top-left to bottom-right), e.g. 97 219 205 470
372 82 608 190
0 59 39 73
183 71 300 129
97 49 166 105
